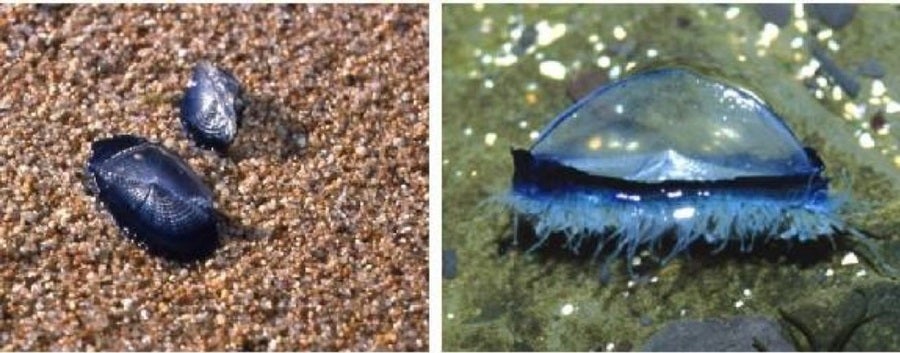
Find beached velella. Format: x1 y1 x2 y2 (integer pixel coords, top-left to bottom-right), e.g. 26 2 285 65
180 61 245 152
86 135 219 261
504 68 849 268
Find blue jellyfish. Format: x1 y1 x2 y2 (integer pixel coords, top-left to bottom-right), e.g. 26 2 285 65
503 68 856 270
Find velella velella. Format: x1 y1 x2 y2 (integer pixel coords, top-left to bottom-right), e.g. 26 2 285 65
86 135 220 261
503 68 854 271
180 61 246 152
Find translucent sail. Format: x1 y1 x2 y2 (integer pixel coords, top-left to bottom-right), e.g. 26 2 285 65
531 69 817 181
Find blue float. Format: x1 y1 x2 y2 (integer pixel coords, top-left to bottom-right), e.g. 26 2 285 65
180 61 245 152
86 135 220 261
504 68 851 269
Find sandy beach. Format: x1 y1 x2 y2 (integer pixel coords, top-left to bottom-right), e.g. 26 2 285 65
0 4 428 350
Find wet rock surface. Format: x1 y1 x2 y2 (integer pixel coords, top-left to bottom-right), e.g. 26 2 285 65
807 4 858 30
779 281 900 351
755 4 792 27
640 316 796 352
857 58 886 79
810 42 860 98
443 249 458 279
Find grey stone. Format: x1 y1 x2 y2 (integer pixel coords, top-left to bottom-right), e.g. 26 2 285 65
807 4 857 30
443 249 458 279
858 58 886 79
779 281 900 351
511 24 537 56
810 43 860 98
640 316 796 352
756 4 792 27
609 39 637 58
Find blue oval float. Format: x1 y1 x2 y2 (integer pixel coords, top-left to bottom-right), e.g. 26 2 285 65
180 61 245 152
505 68 848 267
86 135 220 261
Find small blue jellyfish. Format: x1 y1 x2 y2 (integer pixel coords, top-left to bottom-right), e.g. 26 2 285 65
180 61 245 152
86 135 220 261
503 68 852 270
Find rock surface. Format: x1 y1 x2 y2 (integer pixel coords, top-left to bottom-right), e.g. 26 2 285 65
641 316 796 352
808 4 858 30
755 4 792 27
443 249 458 279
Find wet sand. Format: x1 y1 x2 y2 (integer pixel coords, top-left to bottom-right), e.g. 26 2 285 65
0 4 428 351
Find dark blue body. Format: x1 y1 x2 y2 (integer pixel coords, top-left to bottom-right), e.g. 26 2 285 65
180 61 245 152
87 135 219 261
512 147 830 209
504 68 848 266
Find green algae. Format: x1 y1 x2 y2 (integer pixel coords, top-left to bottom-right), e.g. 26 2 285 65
443 4 900 351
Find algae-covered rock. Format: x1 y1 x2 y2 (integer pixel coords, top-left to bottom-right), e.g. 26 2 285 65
779 281 900 351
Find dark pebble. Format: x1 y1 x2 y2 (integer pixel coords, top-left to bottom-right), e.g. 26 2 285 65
511 24 537 56
85 135 220 262
810 43 860 98
755 4 792 27
871 111 887 132
807 4 857 30
608 39 636 58
858 58 886 79
311 248 328 262
802 77 818 90
443 249 458 279
36 4 69 12
676 16 692 29
641 316 796 352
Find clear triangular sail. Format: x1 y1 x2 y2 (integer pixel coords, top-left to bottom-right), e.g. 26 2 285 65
531 69 816 181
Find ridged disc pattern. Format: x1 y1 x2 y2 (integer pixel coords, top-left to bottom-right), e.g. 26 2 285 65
180 61 245 152
86 135 219 261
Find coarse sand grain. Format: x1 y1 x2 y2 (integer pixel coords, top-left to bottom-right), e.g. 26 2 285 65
0 4 428 351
